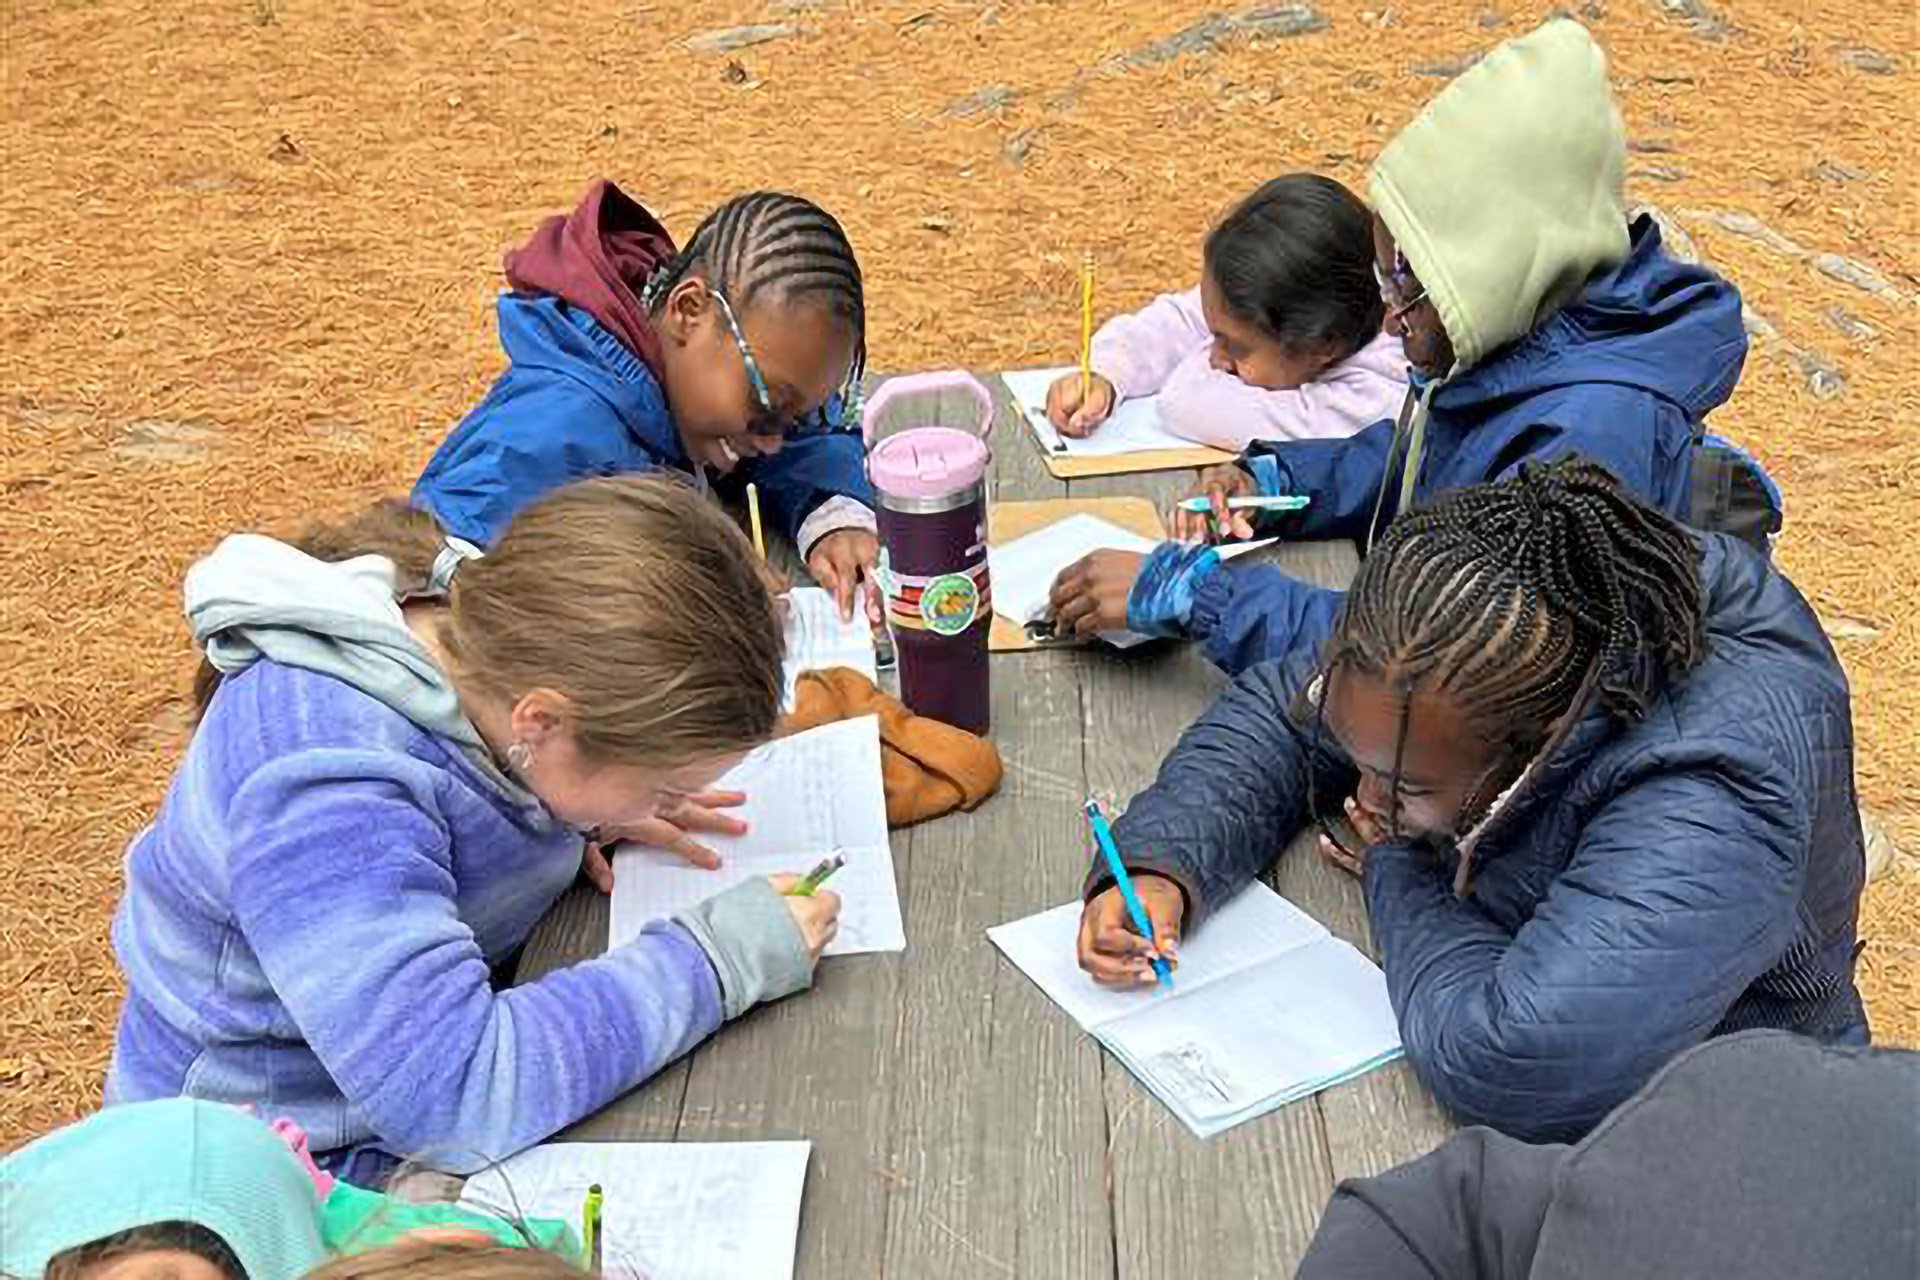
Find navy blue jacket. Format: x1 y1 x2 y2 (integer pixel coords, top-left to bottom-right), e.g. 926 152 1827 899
1101 535 1867 1141
412 294 872 549
1185 215 1749 674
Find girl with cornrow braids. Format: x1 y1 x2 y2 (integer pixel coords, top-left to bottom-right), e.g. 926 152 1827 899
416 180 880 627
1074 459 1868 1142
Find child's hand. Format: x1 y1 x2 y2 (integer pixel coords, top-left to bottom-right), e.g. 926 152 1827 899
807 528 883 624
768 875 842 960
1319 796 1389 879
595 791 750 872
1047 549 1146 638
1077 874 1185 987
1170 464 1258 542
1046 372 1117 438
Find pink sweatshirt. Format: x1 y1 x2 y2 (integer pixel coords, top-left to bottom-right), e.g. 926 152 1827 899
1089 288 1409 448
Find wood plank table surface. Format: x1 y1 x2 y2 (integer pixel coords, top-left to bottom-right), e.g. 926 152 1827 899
516 375 1452 1279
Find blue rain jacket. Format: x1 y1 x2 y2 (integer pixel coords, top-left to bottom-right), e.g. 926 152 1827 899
413 294 872 548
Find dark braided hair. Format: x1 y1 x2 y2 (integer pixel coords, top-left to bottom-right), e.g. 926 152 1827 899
643 191 867 394
1306 459 1707 842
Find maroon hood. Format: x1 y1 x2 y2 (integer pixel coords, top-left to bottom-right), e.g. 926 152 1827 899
502 179 677 374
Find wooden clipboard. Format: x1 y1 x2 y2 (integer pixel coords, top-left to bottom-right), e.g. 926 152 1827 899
1034 442 1237 478
990 375 1236 477
987 497 1167 652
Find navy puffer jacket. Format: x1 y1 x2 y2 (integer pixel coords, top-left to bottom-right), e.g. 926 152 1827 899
1097 534 1868 1141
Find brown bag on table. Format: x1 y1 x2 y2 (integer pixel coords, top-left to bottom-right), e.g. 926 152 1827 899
783 668 1002 828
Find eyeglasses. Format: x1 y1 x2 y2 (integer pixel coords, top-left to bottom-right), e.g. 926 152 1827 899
706 284 792 440
1373 253 1428 316
710 284 852 441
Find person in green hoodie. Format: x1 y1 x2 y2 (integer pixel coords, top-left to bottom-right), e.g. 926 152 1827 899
1046 19 1778 675
0 1100 574 1280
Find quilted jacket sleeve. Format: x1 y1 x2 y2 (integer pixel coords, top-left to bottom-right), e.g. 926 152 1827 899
1364 736 1809 1142
1086 652 1355 924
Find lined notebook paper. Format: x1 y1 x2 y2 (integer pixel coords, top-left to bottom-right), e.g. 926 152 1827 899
460 1141 811 1280
782 586 876 708
609 716 905 956
989 883 1402 1137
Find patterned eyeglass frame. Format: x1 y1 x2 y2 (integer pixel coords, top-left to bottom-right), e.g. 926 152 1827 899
707 284 849 441
1374 252 1429 320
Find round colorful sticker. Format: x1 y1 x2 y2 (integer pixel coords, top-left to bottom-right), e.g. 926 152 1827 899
918 572 979 635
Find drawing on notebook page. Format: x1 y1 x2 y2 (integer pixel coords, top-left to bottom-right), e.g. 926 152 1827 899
1149 1042 1239 1108
460 1141 812 1280
987 884 1402 1137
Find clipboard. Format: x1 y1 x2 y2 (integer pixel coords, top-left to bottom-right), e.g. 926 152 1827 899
987 497 1168 652
1034 443 1238 479
991 372 1237 478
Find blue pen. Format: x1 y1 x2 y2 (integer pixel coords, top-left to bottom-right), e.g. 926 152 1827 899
1084 799 1173 989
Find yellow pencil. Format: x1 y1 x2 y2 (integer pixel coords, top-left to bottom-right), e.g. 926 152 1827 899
1079 251 1096 400
747 482 766 559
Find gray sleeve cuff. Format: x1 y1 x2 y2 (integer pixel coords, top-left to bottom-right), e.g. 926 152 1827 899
675 878 816 1020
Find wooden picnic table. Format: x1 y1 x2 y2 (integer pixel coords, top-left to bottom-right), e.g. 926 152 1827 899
516 376 1452 1279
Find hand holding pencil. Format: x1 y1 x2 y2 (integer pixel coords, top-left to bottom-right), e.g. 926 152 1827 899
1045 252 1114 437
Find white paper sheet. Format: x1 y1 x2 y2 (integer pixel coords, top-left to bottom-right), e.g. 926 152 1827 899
988 513 1161 648
459 1141 812 1280
1001 366 1206 457
988 882 1403 1137
609 716 905 955
782 586 877 709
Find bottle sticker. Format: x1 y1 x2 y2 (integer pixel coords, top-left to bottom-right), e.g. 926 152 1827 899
919 572 979 636
876 547 900 601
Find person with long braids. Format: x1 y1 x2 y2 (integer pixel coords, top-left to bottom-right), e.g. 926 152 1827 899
1074 460 1868 1140
414 181 878 622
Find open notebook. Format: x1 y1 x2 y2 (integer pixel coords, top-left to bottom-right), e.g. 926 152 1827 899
989 883 1402 1137
782 586 877 708
1002 366 1201 458
609 715 906 956
460 1141 811 1280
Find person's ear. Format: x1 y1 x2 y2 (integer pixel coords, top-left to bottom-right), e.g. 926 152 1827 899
508 687 573 749
659 277 713 345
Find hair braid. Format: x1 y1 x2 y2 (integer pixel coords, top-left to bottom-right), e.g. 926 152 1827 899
1325 459 1707 756
644 190 867 391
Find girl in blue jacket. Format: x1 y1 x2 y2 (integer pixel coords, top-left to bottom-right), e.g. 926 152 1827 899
414 180 880 620
1076 461 1867 1141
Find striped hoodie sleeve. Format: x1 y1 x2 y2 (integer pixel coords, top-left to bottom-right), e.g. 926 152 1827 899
225 749 723 1172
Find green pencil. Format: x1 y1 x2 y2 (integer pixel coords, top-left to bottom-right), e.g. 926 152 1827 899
786 853 845 896
581 1182 603 1270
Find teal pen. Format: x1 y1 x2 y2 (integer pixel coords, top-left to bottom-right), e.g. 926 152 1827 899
1084 799 1173 989
1176 493 1312 514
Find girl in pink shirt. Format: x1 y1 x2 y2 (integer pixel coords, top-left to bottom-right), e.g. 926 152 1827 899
1048 175 1407 448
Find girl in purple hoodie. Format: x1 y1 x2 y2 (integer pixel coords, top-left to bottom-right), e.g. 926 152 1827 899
106 476 838 1183
1047 174 1407 449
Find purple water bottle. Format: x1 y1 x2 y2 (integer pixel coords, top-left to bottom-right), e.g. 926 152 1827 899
863 372 994 736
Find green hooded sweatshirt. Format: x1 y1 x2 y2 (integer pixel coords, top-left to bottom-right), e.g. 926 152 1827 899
1369 18 1629 374
1366 19 1630 512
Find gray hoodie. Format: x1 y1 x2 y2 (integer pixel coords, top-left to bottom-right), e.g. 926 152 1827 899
1296 1030 1918 1279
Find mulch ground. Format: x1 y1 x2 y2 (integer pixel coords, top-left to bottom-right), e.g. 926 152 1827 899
2 0 1913 1146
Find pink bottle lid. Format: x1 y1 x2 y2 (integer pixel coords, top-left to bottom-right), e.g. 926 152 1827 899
868 428 990 500
862 372 994 502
